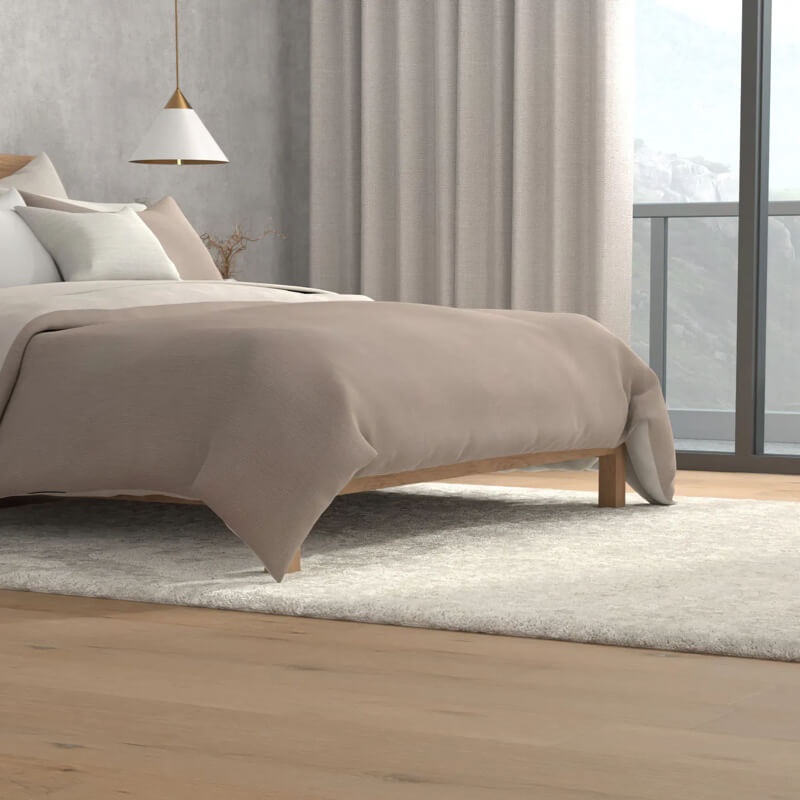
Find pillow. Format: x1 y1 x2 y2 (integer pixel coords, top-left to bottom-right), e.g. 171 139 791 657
19 190 146 213
138 197 221 280
0 153 67 197
0 189 61 287
14 206 181 282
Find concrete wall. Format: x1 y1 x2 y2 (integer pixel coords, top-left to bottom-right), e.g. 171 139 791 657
0 0 310 283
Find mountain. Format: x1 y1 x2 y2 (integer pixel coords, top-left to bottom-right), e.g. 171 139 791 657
634 140 739 203
632 142 799 416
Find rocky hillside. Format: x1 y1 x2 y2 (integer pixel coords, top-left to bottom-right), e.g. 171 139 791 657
632 142 799 414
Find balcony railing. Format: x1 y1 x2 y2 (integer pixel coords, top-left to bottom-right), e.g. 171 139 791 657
633 201 800 452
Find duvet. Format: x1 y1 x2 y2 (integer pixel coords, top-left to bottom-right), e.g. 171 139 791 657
0 281 675 579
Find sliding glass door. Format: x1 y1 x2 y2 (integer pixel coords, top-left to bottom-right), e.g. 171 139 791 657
634 0 800 473
764 0 800 456
633 0 742 454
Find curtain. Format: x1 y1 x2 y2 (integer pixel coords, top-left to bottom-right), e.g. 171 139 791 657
309 0 633 340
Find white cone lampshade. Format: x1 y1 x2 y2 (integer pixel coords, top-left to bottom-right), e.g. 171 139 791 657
130 0 228 166
130 89 228 165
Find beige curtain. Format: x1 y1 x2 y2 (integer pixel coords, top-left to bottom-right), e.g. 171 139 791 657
309 0 633 340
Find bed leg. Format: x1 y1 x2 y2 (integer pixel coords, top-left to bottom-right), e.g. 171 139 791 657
263 548 302 577
286 548 302 574
598 446 626 508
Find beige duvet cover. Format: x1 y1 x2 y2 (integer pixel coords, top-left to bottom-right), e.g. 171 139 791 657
0 281 675 579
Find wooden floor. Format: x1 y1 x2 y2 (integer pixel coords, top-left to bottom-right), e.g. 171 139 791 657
1 470 799 799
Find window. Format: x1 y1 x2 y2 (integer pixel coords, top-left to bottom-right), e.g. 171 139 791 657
764 0 800 455
634 0 800 470
634 0 741 204
634 0 741 453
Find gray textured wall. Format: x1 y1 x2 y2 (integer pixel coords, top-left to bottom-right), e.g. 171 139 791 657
0 0 310 283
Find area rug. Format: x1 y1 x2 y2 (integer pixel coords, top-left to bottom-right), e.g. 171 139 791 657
1 483 798 661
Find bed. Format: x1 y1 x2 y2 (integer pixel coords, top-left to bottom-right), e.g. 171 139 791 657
0 155 676 581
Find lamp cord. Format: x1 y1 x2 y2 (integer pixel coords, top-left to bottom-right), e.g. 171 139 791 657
174 0 180 89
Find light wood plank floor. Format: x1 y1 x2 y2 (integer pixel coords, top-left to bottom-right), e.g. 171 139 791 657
1 470 798 799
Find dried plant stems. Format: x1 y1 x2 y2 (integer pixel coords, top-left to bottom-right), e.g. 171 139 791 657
201 225 285 279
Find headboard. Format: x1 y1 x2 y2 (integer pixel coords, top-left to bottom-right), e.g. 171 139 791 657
0 154 33 180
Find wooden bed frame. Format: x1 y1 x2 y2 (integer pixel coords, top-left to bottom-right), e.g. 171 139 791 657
0 154 627 576
0 153 34 178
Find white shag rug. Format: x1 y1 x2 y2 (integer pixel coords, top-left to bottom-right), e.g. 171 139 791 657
1 483 798 661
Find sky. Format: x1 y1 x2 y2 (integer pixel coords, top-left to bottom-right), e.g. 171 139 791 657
654 0 800 41
635 0 800 196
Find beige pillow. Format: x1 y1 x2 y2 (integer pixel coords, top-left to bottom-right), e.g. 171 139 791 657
0 153 67 197
138 197 221 280
19 190 146 213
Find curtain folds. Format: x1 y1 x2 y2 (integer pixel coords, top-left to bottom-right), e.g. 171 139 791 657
309 0 633 340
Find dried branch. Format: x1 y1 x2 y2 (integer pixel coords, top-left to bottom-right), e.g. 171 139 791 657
201 224 286 279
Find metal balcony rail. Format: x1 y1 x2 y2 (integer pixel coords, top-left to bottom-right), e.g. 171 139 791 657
633 201 800 454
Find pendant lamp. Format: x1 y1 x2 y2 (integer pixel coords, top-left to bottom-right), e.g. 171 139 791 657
130 0 228 165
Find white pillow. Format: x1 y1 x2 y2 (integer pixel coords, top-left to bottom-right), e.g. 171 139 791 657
19 190 146 213
14 206 181 282
0 153 67 197
0 189 61 287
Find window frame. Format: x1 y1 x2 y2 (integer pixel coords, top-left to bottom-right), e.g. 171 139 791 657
634 0 800 474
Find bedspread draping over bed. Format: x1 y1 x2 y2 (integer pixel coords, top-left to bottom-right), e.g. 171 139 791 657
0 282 675 579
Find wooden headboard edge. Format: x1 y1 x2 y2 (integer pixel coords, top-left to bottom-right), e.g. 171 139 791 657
0 154 34 180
